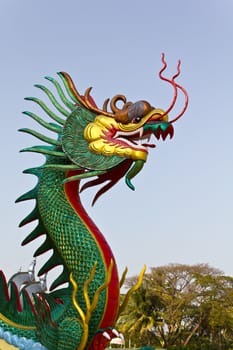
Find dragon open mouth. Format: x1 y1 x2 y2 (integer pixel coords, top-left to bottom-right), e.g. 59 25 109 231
113 123 174 151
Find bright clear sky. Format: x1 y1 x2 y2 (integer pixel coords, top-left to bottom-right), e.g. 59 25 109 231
0 0 233 285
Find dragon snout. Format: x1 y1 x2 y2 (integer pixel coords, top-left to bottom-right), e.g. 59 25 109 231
154 123 174 140
144 122 174 141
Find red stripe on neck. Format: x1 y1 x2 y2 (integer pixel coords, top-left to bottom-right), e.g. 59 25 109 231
64 173 120 331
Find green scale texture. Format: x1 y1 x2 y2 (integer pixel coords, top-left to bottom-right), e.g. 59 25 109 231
0 320 36 340
36 157 107 344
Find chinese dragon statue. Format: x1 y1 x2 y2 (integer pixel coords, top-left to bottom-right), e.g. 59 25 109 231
0 54 188 350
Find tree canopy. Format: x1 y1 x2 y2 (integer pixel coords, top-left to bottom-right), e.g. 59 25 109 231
117 264 233 349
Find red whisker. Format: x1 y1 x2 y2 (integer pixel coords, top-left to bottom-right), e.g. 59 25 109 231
158 53 188 122
169 83 189 123
159 53 179 117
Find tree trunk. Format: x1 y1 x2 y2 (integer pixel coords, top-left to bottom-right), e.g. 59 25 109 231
183 322 201 346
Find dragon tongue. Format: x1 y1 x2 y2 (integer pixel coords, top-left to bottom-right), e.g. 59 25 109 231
142 143 156 148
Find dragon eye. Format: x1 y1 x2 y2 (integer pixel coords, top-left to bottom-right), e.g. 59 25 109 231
128 102 145 122
133 116 142 123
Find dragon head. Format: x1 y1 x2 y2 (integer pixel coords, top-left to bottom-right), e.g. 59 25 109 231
84 101 171 162
21 54 188 204
60 53 188 199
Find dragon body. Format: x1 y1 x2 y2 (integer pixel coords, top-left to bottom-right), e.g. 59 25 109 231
0 55 188 350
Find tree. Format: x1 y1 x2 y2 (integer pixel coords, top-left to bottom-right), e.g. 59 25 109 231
116 264 233 349
117 284 163 348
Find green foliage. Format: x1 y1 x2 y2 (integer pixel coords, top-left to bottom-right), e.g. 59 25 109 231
117 264 233 349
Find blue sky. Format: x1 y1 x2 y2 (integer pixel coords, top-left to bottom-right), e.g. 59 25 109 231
1 0 233 284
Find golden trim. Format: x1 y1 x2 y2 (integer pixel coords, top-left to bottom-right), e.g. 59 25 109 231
70 260 114 350
0 339 19 349
70 273 88 350
119 267 128 288
0 313 35 331
117 265 146 319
